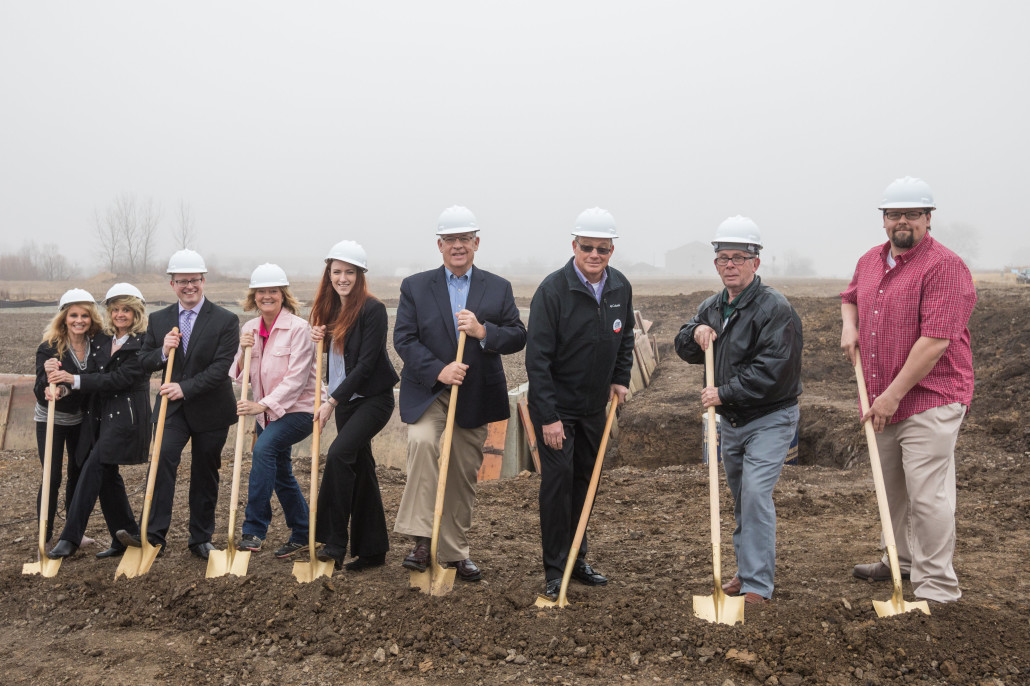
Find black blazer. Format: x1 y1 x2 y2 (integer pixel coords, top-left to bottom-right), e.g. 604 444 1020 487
326 297 399 403
76 332 151 465
394 265 526 428
34 341 87 416
139 298 240 432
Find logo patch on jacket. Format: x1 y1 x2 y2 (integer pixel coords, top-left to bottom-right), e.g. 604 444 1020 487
613 318 622 333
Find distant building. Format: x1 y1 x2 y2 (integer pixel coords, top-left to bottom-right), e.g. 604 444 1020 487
665 241 712 276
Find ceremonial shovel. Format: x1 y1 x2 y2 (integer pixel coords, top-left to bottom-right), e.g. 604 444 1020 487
534 394 619 609
693 344 745 625
410 331 467 596
293 339 335 582
22 383 63 578
207 345 253 578
117 328 179 579
853 351 930 617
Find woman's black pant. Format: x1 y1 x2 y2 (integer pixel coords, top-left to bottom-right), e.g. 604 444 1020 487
315 391 394 561
35 421 82 542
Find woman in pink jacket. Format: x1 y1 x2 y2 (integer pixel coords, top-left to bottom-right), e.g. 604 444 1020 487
231 264 318 558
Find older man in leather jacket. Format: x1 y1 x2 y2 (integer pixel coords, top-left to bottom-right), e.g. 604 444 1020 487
674 215 802 605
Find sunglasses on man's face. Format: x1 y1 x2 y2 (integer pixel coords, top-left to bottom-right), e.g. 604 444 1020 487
576 242 611 255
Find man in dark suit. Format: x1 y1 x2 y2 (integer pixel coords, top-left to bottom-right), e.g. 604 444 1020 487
117 249 239 560
393 206 526 581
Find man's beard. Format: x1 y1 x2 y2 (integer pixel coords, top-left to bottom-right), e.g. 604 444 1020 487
891 230 915 250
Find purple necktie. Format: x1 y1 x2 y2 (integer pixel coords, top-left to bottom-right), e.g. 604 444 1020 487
180 310 195 352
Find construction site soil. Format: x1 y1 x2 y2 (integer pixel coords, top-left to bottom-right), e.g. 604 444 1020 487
1 280 1028 685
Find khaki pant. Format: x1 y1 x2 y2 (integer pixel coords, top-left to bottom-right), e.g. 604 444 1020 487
875 403 965 603
393 389 488 562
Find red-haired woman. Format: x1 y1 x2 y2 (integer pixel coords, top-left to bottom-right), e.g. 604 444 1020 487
309 240 398 571
34 289 102 543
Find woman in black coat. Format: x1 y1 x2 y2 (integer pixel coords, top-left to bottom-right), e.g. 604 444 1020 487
33 289 102 543
308 241 399 571
46 284 151 559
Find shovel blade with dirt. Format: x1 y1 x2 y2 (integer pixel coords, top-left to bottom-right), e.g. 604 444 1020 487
293 339 334 583
23 384 62 578
410 333 466 596
116 330 177 580
535 395 619 609
207 346 253 579
692 346 745 625
854 353 930 618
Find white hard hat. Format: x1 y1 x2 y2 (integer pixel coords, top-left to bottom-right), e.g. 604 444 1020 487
572 207 619 239
103 283 145 305
325 240 368 272
249 263 289 288
58 288 95 311
166 249 208 274
436 206 480 235
712 215 763 253
878 176 936 210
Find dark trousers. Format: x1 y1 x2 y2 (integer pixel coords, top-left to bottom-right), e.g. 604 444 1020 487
35 421 82 542
58 444 138 548
141 411 229 547
537 409 606 581
315 391 393 561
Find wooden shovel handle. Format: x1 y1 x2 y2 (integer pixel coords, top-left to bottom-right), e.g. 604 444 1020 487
429 331 467 565
139 327 178 541
853 351 899 550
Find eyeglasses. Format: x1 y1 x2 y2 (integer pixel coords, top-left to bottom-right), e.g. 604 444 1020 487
575 242 612 255
173 278 203 286
715 255 755 266
884 210 929 221
441 235 476 244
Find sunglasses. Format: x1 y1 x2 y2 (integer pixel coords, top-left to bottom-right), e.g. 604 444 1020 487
576 242 612 255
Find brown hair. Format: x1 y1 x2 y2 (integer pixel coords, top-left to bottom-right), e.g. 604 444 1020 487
309 261 372 353
241 285 302 315
41 302 103 357
103 296 148 336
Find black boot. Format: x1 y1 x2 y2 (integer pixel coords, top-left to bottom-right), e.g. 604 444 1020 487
47 539 78 559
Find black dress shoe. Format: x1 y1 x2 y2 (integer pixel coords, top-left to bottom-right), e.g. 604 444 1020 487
445 558 483 582
317 546 344 571
116 529 142 548
345 553 386 572
47 540 78 559
190 542 216 560
572 560 608 586
96 545 126 559
544 578 562 601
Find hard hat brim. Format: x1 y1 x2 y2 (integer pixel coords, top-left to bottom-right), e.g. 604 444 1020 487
877 203 936 210
571 231 619 239
436 228 480 236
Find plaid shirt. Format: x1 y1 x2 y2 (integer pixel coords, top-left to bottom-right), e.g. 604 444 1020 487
841 234 976 424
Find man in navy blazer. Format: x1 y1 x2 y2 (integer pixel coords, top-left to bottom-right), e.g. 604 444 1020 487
117 249 239 560
393 206 526 582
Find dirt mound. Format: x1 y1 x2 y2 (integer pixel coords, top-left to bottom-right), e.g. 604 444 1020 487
2 286 1029 685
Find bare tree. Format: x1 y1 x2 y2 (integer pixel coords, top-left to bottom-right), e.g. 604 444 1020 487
36 243 77 280
93 206 121 273
175 199 197 250
93 192 163 274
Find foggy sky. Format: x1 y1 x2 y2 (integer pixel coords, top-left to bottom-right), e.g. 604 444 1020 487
2 1 1028 280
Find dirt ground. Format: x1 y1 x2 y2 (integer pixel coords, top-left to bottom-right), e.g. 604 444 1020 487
1 279 1028 686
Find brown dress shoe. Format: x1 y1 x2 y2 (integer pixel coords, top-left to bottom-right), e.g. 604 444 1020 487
446 558 483 582
402 541 430 573
744 592 769 604
722 575 741 594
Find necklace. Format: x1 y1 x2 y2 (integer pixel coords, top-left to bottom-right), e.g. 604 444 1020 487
70 340 89 371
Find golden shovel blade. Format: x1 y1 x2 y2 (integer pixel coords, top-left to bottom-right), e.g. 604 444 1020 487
115 541 162 580
206 547 251 578
22 557 62 578
873 584 930 617
292 555 334 583
693 587 746 626
534 593 569 609
409 560 456 597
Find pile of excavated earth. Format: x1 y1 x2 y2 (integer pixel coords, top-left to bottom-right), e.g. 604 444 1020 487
0 282 1028 685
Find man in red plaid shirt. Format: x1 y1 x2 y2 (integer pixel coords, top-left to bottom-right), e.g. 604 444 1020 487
841 176 976 604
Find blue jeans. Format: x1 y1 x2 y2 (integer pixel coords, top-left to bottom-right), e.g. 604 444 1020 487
241 412 312 543
721 404 799 599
